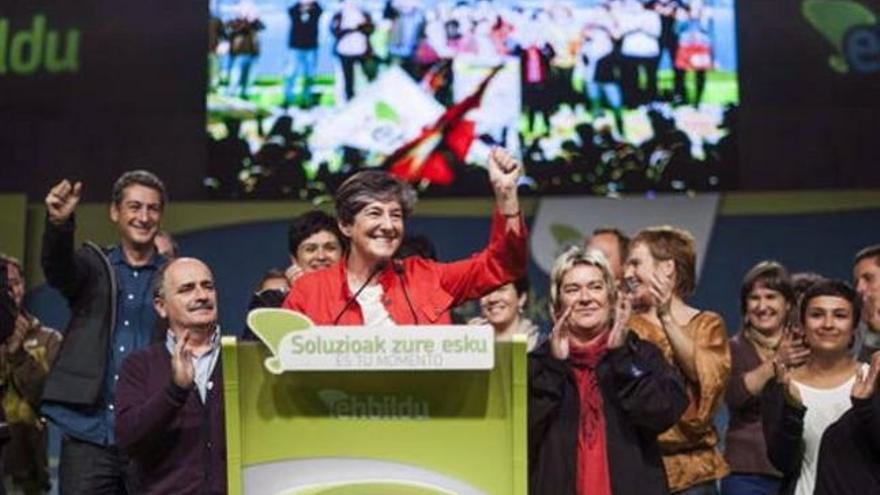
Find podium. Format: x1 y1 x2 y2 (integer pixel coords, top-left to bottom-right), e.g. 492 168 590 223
221 313 528 495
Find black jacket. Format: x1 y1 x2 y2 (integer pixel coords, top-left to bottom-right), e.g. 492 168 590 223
761 382 805 495
763 381 880 495
529 333 688 495
288 2 322 49
815 394 880 494
40 216 117 406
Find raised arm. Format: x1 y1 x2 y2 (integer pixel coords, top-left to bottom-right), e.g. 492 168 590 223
41 180 88 300
438 148 528 303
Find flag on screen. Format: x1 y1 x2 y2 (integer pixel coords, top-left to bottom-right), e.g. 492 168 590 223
385 65 503 185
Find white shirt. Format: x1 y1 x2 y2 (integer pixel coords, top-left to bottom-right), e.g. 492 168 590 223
353 283 396 328
165 329 221 403
617 2 661 57
336 8 369 56
792 366 867 495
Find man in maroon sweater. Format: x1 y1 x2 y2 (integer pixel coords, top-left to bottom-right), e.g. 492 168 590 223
115 257 226 494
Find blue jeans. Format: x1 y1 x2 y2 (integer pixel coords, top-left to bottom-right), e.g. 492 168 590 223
586 80 623 110
227 54 257 98
283 48 317 106
674 481 719 495
720 474 782 495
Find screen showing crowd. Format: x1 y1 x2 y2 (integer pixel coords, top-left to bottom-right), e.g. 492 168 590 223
206 0 739 199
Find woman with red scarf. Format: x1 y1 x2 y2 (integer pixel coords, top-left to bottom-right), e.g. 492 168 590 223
529 246 688 495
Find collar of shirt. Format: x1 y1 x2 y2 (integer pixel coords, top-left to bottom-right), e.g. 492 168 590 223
165 328 221 403
107 245 163 270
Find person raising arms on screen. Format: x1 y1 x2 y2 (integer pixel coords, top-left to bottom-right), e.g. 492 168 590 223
283 148 527 325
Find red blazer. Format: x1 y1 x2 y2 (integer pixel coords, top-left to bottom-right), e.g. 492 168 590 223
282 210 527 325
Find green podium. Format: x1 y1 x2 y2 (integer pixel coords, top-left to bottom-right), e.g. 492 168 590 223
221 331 527 495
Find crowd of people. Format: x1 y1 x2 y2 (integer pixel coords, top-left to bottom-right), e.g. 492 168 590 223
212 0 721 109
1 149 878 495
207 102 737 200
206 0 735 199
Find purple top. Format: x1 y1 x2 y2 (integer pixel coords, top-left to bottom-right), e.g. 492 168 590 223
115 342 226 494
723 332 782 478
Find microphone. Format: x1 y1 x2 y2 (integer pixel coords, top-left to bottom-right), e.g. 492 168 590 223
332 260 388 325
392 259 419 324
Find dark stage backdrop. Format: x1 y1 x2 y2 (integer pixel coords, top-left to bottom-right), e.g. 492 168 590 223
736 0 880 189
2 0 880 200
0 0 208 202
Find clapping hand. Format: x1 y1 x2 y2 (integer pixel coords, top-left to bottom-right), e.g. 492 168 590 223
45 180 82 226
285 262 304 285
171 330 195 389
607 292 633 349
852 351 880 400
777 327 811 368
549 305 574 360
649 270 674 317
773 356 803 407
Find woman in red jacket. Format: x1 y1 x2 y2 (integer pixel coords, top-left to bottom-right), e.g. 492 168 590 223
283 148 527 325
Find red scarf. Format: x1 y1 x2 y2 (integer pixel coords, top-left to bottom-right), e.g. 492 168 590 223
569 335 612 495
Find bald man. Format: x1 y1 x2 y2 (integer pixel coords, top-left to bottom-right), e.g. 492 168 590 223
114 258 226 495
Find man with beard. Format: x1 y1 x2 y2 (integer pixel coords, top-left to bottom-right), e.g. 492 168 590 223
853 244 880 362
115 258 225 495
40 171 168 494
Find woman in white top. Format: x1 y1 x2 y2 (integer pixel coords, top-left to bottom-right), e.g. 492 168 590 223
761 279 865 495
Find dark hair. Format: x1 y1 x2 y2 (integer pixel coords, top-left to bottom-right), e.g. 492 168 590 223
854 244 880 267
287 210 344 256
256 268 288 291
394 235 437 261
739 261 795 316
152 259 175 299
799 279 861 328
112 170 167 208
631 226 697 298
0 253 22 278
591 226 630 262
791 271 825 302
512 276 530 297
335 171 417 226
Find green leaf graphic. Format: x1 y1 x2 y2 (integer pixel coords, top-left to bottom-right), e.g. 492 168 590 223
247 308 314 356
375 101 401 124
549 223 583 246
802 0 877 73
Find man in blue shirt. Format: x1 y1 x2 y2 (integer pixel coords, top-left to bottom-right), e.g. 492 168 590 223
40 170 167 494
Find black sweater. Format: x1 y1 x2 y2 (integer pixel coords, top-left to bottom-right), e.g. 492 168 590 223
814 394 880 494
528 333 688 495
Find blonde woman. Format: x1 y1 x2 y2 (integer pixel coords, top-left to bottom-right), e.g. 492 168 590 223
529 247 687 494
